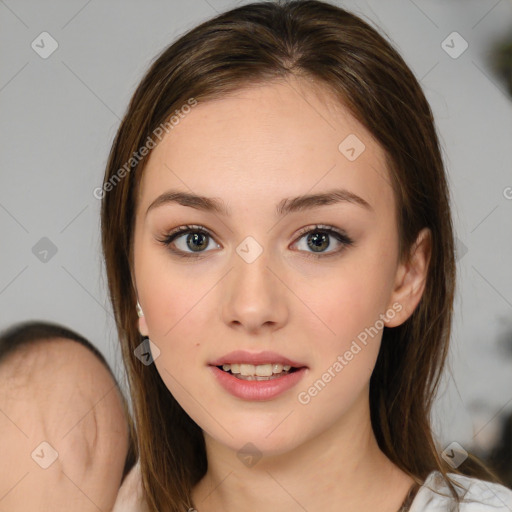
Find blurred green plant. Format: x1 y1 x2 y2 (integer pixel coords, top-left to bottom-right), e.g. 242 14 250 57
492 34 512 96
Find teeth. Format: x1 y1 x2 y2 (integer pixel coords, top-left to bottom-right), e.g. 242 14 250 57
240 364 255 376
220 363 295 377
256 364 272 377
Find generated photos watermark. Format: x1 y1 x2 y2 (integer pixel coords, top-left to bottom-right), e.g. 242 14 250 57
297 302 403 405
93 97 198 199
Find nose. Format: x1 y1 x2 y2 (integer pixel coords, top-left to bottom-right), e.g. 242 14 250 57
221 245 289 335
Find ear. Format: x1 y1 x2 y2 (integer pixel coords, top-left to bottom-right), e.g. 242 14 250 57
385 227 432 328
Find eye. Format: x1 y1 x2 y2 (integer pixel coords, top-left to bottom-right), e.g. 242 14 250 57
292 224 354 259
156 224 354 260
156 224 219 259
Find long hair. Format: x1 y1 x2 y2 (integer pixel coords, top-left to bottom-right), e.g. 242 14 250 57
100 1 501 509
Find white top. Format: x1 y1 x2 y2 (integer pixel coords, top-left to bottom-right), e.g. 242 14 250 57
410 470 512 511
112 460 148 512
113 460 512 511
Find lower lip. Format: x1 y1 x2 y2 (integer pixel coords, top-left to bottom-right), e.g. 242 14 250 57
209 366 307 401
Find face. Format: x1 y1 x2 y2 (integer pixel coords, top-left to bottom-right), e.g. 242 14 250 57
132 78 426 456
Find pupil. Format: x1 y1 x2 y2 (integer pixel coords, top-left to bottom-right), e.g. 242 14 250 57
308 231 329 252
187 232 208 251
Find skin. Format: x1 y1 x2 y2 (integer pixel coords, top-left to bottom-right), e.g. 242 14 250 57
133 77 431 512
0 338 129 512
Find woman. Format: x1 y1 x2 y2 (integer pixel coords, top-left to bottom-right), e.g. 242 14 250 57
101 1 512 510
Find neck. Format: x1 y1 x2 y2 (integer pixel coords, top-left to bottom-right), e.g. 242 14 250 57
191 387 415 512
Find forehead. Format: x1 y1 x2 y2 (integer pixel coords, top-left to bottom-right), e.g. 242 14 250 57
138 78 394 216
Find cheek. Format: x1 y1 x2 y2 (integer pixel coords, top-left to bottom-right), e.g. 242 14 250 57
299 259 393 353
139 269 214 385
135 237 213 339
304 286 383 395
292 270 388 421
141 278 218 353
134 237 219 406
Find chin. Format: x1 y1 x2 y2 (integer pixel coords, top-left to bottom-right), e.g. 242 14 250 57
204 417 308 457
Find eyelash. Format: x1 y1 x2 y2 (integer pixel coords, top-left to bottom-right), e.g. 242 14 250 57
156 224 354 261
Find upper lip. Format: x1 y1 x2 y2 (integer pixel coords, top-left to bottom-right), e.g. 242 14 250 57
209 350 307 368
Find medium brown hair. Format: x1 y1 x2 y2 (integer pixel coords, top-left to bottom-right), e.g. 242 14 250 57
100 1 501 509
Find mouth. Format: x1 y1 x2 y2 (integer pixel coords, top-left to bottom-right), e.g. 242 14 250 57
209 350 308 400
216 363 301 381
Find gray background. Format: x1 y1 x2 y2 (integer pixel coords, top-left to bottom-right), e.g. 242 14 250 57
1 0 511 457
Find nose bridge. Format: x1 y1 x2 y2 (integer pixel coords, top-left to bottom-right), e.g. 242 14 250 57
221 234 287 331
235 237 272 289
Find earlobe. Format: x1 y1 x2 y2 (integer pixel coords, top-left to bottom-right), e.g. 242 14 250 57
136 300 149 337
138 316 149 337
385 228 432 328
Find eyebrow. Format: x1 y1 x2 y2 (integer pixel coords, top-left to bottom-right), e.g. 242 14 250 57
146 188 373 217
